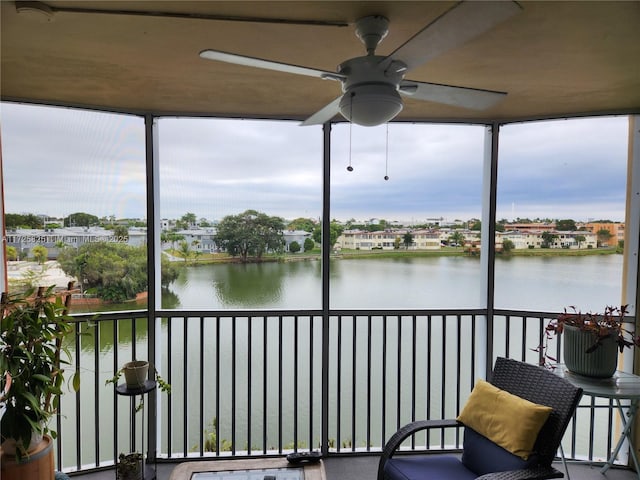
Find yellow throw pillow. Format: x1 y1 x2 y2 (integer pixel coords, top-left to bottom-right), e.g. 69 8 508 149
457 379 553 459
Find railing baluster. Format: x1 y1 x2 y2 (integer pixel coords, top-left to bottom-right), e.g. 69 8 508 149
396 315 401 434
278 316 283 453
247 316 253 455
93 319 100 467
351 316 357 452
232 316 237 455
113 319 119 466
426 315 432 449
381 314 388 446
293 315 298 452
182 316 188 456
166 317 173 457
262 316 267 454
216 316 221 455
309 315 315 452
55 309 624 473
199 316 205 457
366 315 372 451
336 315 342 451
455 315 462 447
440 316 447 447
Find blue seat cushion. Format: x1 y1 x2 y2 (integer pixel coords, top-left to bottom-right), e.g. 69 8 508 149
462 427 539 475
384 455 478 480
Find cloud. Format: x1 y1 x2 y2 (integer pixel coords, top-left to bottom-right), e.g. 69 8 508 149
1 103 146 218
497 116 628 221
0 102 629 223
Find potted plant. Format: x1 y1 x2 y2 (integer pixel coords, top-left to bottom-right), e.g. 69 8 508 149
116 452 143 480
106 361 171 394
107 361 170 478
536 304 637 378
0 285 79 468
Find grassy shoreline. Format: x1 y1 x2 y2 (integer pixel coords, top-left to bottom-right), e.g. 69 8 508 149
169 246 620 265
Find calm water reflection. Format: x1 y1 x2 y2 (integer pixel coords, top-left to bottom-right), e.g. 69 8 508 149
61 254 625 468
165 255 624 311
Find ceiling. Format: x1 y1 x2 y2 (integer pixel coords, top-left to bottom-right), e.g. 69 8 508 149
1 1 639 124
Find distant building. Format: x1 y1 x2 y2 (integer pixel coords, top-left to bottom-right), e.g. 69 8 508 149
174 228 217 253
499 230 597 249
585 222 624 247
283 230 312 252
504 222 556 232
5 226 141 259
336 229 440 251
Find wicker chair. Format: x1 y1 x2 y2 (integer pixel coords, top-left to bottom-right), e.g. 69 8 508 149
378 357 583 480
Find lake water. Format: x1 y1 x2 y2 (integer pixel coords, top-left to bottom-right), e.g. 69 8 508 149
61 254 627 469
164 254 624 312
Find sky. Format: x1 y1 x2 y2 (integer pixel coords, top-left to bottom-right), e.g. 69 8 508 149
0 102 630 224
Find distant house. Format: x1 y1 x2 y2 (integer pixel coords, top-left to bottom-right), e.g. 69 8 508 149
499 229 597 249
174 228 218 253
5 226 143 259
336 229 440 251
283 230 312 252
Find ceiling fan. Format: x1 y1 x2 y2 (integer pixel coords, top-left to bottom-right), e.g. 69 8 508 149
200 1 522 127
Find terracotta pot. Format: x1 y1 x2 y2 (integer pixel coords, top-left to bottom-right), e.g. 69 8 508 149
1 430 44 456
123 360 149 388
0 434 54 480
563 324 618 378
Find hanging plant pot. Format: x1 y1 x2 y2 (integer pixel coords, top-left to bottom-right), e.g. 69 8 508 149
563 324 618 378
122 361 149 388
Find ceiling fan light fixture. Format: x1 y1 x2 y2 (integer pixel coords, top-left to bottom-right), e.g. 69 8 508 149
339 84 403 127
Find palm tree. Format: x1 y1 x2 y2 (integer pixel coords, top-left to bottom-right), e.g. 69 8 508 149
31 245 48 264
448 231 466 248
177 240 191 262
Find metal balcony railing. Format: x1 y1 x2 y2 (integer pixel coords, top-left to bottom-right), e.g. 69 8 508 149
55 308 629 474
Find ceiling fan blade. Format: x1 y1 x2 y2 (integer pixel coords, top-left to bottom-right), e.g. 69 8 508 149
399 80 506 110
200 49 345 80
300 97 342 126
383 1 522 72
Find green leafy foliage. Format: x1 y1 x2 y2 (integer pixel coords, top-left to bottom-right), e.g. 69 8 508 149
214 210 285 262
303 238 315 252
0 286 79 460
287 217 316 232
402 232 414 250
289 241 301 254
64 212 99 227
4 213 44 229
535 305 637 368
31 245 48 264
312 221 344 249
56 242 177 301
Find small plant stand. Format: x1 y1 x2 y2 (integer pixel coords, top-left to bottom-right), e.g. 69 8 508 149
115 380 157 480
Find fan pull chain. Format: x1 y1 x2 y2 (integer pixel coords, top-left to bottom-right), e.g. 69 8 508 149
384 123 389 180
347 92 354 172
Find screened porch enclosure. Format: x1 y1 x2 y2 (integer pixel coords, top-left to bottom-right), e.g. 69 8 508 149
1 0 640 476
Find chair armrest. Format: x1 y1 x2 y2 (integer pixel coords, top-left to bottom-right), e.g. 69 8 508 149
476 465 564 480
377 419 461 480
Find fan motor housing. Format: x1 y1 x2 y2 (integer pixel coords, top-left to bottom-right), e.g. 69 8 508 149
338 56 405 91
